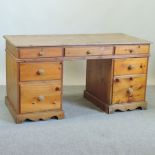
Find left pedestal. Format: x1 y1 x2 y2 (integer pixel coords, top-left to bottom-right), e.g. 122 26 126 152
5 43 64 124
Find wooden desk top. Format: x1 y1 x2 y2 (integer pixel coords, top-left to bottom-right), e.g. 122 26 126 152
4 33 150 47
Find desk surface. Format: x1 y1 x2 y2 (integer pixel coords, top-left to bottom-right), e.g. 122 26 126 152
4 33 150 47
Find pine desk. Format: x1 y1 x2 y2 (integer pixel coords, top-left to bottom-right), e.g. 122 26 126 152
4 33 150 123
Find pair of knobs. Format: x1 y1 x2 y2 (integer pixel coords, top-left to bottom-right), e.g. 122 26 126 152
128 64 143 70
37 87 60 102
32 96 57 104
37 96 57 104
115 77 133 82
115 79 134 97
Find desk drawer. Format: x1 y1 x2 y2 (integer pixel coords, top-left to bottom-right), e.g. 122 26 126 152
112 75 146 104
114 58 148 76
20 62 62 81
65 46 113 57
19 47 63 58
20 81 61 114
115 45 149 55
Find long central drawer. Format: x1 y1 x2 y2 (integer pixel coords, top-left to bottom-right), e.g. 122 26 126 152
65 46 114 56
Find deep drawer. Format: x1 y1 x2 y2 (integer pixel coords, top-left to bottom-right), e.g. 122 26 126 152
20 62 62 81
20 81 62 114
112 75 146 104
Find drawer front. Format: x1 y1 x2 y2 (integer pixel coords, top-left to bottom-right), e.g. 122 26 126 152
65 46 114 57
112 76 146 104
115 45 149 55
114 58 148 76
20 81 61 113
19 47 63 58
20 62 62 81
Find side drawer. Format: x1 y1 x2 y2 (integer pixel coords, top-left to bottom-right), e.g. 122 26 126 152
20 62 62 81
19 47 63 58
114 58 148 76
115 45 149 55
112 75 146 104
65 46 114 57
20 81 62 114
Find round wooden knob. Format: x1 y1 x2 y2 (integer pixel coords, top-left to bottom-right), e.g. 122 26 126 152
128 65 134 70
127 87 134 97
38 51 44 56
115 78 120 82
37 69 44 75
129 77 133 81
55 87 60 91
86 50 91 55
38 96 45 102
53 101 56 104
129 49 133 53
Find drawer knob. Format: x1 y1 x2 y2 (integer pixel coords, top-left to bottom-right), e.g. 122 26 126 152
128 65 134 70
53 101 57 104
55 87 60 91
37 69 45 75
115 78 120 82
38 96 45 102
127 88 134 97
129 49 133 53
86 50 91 55
38 51 44 56
129 77 133 81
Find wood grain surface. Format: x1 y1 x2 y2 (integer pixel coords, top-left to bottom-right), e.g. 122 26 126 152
19 47 63 58
114 58 148 76
20 62 62 81
6 53 19 113
112 75 146 104
4 33 150 47
65 46 113 56
85 59 113 104
5 96 64 124
115 45 150 55
20 81 61 114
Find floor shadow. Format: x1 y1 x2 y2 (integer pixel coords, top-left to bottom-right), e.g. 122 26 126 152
63 94 101 110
